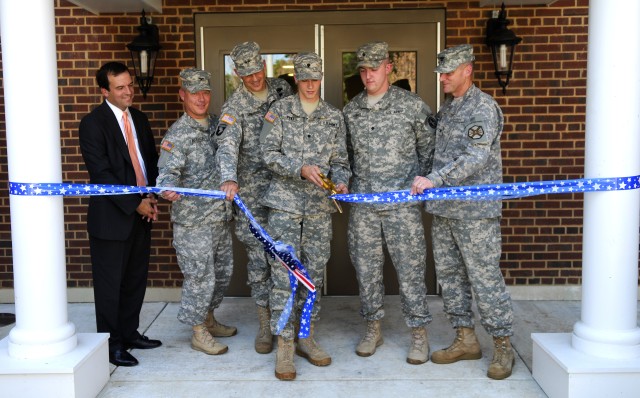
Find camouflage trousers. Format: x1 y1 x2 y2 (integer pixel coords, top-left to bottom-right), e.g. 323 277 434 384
173 222 233 326
234 197 272 308
431 215 513 337
267 210 331 340
348 205 432 327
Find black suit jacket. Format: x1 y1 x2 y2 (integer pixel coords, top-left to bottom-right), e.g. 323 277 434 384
79 101 159 240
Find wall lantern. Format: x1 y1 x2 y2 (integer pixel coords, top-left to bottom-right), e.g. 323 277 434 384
126 10 161 99
485 3 522 94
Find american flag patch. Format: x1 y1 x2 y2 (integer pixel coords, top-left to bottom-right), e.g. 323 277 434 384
265 111 276 123
161 140 174 152
220 113 236 125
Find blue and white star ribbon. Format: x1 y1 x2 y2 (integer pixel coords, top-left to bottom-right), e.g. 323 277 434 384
8 181 316 338
233 195 316 338
331 175 640 203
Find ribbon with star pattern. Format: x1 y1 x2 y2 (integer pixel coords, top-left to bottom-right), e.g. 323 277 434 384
9 181 316 338
330 175 640 204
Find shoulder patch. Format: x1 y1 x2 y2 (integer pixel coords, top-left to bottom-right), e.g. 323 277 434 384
161 140 174 152
220 113 236 125
467 125 485 139
215 123 227 136
265 111 277 123
427 115 438 129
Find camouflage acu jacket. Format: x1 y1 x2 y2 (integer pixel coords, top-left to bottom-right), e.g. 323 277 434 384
424 84 504 219
214 77 293 199
157 113 231 225
260 95 351 215
343 85 435 210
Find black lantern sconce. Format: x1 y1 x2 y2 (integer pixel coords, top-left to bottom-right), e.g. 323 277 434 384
486 3 522 94
127 10 161 99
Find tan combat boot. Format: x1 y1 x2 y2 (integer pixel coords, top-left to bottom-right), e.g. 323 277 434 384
296 323 331 366
487 336 515 380
205 310 237 337
431 327 482 364
191 324 228 355
275 336 296 381
355 320 383 357
255 306 273 354
407 326 429 365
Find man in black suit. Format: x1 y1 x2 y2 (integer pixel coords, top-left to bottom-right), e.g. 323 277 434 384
79 62 162 367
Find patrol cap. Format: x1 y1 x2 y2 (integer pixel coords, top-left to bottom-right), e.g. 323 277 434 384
179 68 211 93
434 44 475 73
293 52 323 81
356 41 389 68
230 41 264 77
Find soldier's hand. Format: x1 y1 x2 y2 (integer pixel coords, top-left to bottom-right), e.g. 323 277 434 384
335 183 349 194
301 165 324 189
221 180 239 201
411 176 434 195
161 190 181 202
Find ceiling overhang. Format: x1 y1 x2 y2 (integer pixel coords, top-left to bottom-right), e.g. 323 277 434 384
66 0 161 15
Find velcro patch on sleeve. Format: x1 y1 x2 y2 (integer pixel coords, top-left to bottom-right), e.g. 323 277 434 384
265 111 277 123
161 140 174 152
220 113 236 125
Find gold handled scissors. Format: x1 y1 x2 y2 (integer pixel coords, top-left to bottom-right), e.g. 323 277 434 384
319 173 343 213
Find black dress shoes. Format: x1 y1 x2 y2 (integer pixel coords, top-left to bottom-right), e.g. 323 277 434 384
124 335 162 350
109 349 139 367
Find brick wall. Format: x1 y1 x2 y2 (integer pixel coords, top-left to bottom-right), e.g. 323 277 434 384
0 0 599 290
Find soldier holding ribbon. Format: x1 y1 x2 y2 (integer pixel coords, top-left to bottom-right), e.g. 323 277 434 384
411 44 515 380
343 41 436 365
157 68 236 356
214 41 294 354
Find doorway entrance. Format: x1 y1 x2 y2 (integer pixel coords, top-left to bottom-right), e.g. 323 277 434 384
195 9 446 296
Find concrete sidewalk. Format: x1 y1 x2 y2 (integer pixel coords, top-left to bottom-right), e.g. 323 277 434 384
0 296 595 397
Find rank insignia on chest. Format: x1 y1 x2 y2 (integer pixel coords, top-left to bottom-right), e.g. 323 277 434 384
468 125 485 139
265 111 277 123
161 140 174 152
220 113 236 125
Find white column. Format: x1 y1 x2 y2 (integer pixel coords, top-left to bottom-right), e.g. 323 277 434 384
575 0 640 358
1 0 76 359
0 0 109 396
532 0 640 396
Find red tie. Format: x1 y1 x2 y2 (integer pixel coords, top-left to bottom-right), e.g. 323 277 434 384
123 111 146 187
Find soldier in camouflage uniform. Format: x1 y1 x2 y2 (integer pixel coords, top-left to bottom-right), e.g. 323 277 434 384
412 44 515 380
343 41 436 365
259 52 351 380
157 68 236 356
214 41 294 355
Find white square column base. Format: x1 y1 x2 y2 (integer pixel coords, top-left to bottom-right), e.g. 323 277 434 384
0 333 109 398
532 333 640 398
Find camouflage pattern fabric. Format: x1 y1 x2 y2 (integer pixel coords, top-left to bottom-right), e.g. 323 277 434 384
424 83 513 337
431 216 513 336
157 112 233 326
424 84 504 219
260 93 350 338
173 222 233 326
214 77 293 307
343 85 435 327
157 113 230 225
260 95 351 215
266 210 331 339
347 205 432 327
343 85 435 211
